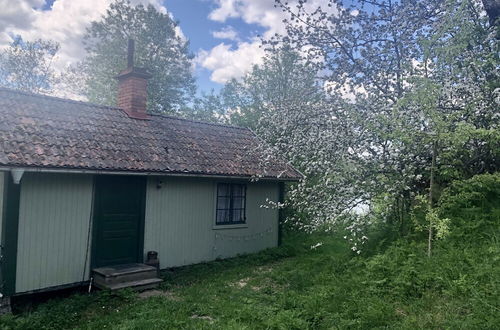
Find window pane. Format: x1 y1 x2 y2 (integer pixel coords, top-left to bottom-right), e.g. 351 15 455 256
218 184 230 197
232 197 244 209
217 209 230 224
232 184 245 197
217 197 230 210
232 209 244 223
215 183 246 225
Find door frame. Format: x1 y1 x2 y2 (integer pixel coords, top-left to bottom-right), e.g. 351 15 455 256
90 175 147 269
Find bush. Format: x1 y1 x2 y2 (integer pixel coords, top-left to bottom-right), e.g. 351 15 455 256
438 172 500 241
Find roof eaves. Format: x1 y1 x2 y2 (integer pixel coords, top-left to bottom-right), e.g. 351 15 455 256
0 165 302 181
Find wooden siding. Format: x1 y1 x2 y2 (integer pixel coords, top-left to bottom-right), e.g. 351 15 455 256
144 177 279 268
15 173 94 293
13 173 279 293
0 172 4 246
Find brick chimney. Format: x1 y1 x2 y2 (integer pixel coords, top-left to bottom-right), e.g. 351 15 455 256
115 39 152 120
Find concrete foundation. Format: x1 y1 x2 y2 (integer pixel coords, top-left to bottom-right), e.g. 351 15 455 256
0 296 11 315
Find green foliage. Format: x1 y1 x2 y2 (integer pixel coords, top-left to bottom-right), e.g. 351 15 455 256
0 289 135 330
188 90 227 123
262 0 499 244
73 0 196 115
228 45 323 129
411 195 451 240
362 238 499 328
0 37 60 94
198 45 324 129
439 123 500 181
438 172 500 241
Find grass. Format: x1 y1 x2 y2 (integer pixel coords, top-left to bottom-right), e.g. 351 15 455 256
0 231 499 329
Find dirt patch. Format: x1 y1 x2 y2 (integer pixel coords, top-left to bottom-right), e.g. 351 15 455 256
230 277 250 288
138 289 180 300
255 262 281 274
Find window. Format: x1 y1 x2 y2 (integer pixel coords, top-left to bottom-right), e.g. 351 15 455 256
216 183 246 225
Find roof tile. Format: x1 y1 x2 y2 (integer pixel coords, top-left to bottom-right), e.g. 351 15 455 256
0 88 302 180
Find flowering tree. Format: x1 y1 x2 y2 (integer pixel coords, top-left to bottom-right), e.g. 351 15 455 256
193 45 325 127
197 0 498 252
255 0 499 252
225 45 324 129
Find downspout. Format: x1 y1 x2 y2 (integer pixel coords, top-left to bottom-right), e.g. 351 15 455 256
10 169 24 185
278 182 285 246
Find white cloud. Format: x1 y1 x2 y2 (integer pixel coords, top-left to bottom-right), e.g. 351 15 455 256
197 0 287 84
0 0 171 71
199 0 337 84
212 26 239 41
1 0 339 90
0 32 11 45
0 0 45 28
208 0 239 22
208 0 336 39
196 39 265 83
208 0 285 39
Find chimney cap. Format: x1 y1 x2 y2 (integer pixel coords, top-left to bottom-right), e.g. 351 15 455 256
115 66 152 80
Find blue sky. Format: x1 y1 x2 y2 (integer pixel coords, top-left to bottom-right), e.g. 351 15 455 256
0 0 329 97
166 0 266 93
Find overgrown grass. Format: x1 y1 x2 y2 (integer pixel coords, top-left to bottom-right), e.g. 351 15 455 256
1 229 498 329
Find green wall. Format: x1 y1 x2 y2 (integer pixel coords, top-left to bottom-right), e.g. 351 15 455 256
0 172 4 247
16 173 94 293
13 173 280 293
144 177 279 268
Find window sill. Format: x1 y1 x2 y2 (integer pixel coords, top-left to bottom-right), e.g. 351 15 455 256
213 224 248 230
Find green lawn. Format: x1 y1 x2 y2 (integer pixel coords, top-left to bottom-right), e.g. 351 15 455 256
1 232 498 329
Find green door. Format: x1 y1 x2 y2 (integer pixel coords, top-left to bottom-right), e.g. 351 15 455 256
92 175 146 268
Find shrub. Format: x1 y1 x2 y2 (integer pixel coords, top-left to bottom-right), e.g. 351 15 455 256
438 172 500 241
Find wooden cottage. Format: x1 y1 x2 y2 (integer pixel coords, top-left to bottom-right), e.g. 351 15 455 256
0 51 302 312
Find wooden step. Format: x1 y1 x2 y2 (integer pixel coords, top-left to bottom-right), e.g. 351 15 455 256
93 263 157 284
92 263 162 290
99 278 163 291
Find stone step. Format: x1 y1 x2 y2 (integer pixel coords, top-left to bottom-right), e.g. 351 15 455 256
93 263 158 285
95 277 163 291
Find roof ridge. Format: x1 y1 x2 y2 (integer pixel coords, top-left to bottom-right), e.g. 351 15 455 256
0 87 121 111
149 112 249 131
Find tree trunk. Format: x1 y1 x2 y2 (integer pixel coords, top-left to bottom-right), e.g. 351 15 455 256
427 140 437 257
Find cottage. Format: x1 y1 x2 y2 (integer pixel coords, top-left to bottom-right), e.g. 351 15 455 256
0 43 302 312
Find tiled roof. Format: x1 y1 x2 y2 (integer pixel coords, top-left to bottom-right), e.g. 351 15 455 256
0 88 302 180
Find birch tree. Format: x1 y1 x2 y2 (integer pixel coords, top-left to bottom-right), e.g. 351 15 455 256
0 37 59 94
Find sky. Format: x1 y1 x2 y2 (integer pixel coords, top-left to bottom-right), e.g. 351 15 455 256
0 0 322 96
